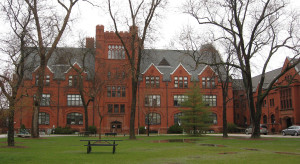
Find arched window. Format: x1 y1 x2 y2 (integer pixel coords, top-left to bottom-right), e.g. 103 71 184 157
67 113 83 125
145 113 161 125
263 115 267 124
271 114 275 124
38 112 49 125
174 112 183 125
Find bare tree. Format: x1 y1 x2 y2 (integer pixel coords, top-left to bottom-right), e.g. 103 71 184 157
22 0 79 138
107 0 166 139
184 0 300 138
0 0 33 146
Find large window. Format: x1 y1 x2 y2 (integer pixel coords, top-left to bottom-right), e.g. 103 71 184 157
280 88 292 110
271 114 275 124
174 76 188 88
145 113 161 125
173 95 188 107
202 77 215 89
145 76 160 88
108 104 125 114
174 112 183 125
107 86 126 97
67 112 83 125
67 94 82 106
270 99 275 107
108 45 125 59
202 95 217 107
40 94 50 106
38 112 49 125
145 95 161 107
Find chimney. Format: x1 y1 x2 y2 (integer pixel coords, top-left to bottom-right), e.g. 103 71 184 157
86 37 94 49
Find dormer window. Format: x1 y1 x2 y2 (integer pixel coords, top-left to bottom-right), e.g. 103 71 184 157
145 76 160 88
108 45 125 59
45 75 50 86
174 76 188 88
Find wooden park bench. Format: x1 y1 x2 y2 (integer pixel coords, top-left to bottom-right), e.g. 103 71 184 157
80 140 122 154
105 132 117 137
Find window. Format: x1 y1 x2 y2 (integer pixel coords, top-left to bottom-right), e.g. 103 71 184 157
145 95 161 107
68 75 78 87
67 95 82 106
108 45 125 59
271 114 275 124
202 95 217 107
263 115 267 124
35 75 50 86
145 113 161 125
40 94 50 106
173 95 188 107
174 112 183 125
107 104 125 114
208 113 217 124
145 76 160 88
107 86 126 97
45 75 50 86
202 77 216 89
270 99 275 107
264 100 267 107
67 112 83 125
174 76 188 88
280 88 292 110
38 112 49 125
107 72 111 79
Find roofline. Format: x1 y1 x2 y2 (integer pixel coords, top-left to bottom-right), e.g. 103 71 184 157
170 63 192 75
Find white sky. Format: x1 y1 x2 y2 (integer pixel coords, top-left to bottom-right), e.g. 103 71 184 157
0 0 300 76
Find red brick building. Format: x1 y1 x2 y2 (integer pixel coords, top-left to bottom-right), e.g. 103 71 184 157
233 58 300 133
14 25 235 134
15 25 299 134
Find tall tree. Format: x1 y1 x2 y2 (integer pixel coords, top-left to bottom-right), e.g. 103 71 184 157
0 0 33 146
184 0 300 138
23 0 79 138
107 0 166 139
180 84 211 135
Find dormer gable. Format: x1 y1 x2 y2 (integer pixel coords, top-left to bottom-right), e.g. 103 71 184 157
142 63 163 75
170 63 192 76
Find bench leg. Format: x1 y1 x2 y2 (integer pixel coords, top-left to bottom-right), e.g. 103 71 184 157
87 141 92 154
113 141 116 154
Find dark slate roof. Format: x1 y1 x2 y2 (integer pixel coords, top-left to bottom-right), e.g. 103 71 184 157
24 48 95 80
140 44 223 82
251 67 282 92
232 79 244 91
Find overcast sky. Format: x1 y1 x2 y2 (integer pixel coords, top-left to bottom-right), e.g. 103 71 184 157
1 0 299 76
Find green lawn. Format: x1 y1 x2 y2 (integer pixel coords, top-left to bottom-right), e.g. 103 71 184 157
0 135 299 164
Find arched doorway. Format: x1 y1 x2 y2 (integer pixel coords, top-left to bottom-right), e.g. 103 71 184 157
110 121 122 133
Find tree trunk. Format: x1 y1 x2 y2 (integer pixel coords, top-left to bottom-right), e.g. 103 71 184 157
129 79 138 139
7 104 15 146
222 95 228 138
31 105 39 138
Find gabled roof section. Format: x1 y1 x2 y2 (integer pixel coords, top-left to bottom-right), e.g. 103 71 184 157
251 67 282 92
141 63 163 75
64 62 82 74
170 63 192 75
158 58 170 67
198 65 216 76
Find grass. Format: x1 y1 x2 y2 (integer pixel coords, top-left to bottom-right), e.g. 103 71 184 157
0 135 300 164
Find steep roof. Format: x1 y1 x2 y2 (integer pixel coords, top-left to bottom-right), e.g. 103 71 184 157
251 67 282 92
24 48 95 80
140 45 223 81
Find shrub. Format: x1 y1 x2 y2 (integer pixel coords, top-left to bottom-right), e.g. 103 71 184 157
167 124 183 134
88 126 97 134
54 126 73 134
139 127 146 134
227 123 238 133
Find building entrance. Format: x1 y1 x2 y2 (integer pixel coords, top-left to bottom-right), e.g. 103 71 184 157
110 121 122 133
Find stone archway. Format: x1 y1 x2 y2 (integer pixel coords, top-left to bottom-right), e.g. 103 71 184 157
110 121 122 133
